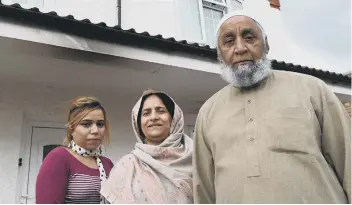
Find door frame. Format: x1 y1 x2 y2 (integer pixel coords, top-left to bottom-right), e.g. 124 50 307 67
16 120 65 204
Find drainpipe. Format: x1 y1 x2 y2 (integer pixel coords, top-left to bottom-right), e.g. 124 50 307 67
117 0 122 27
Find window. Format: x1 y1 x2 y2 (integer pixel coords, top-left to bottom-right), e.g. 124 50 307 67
42 145 61 161
203 6 224 47
176 0 203 43
199 0 227 47
203 0 227 7
193 0 243 47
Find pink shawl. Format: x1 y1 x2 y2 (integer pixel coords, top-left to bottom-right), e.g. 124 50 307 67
101 90 193 204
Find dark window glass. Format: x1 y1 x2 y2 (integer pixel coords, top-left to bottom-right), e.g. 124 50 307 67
43 145 61 161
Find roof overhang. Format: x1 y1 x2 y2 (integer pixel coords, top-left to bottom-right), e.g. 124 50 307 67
0 3 350 88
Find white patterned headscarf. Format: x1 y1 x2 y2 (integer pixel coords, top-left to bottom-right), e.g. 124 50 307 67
101 89 193 204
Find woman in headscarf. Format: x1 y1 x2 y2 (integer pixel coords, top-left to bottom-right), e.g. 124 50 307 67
101 89 193 204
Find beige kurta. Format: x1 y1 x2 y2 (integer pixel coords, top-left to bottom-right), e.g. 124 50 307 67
193 70 351 203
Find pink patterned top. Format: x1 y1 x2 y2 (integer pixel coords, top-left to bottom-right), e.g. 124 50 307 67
36 147 113 204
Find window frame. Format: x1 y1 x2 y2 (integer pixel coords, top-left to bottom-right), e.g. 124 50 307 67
203 0 227 8
198 0 228 47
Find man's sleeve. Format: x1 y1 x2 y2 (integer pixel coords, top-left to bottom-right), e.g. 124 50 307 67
319 82 351 202
193 107 215 204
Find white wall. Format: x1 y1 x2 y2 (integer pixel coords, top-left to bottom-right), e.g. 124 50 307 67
3 0 119 27
3 0 199 41
2 0 242 44
121 0 205 42
122 0 177 38
0 105 24 203
227 0 243 11
121 0 243 43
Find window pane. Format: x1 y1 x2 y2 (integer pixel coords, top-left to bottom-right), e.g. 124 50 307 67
204 18 214 34
205 18 216 46
177 0 203 42
43 145 61 161
203 7 213 18
212 10 223 22
203 6 224 47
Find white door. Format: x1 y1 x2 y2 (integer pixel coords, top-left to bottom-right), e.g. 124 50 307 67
22 127 66 204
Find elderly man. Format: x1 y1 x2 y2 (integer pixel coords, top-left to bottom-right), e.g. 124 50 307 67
193 11 351 204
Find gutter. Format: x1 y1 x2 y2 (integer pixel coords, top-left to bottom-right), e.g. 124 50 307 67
117 0 121 26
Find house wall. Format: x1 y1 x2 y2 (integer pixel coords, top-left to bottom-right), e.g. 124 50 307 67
0 105 24 203
2 0 243 44
122 0 243 43
3 0 119 26
122 0 179 38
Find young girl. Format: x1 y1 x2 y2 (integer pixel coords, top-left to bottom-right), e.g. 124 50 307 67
36 97 114 204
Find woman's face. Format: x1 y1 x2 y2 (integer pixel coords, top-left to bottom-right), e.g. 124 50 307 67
140 95 172 145
71 109 106 150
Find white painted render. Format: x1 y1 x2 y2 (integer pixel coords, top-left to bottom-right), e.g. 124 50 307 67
0 18 218 74
2 0 119 27
0 105 24 203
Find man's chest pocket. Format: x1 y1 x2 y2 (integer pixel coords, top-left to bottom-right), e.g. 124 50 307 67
263 107 318 154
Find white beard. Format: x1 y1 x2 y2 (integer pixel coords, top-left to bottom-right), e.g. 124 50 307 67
220 56 272 88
